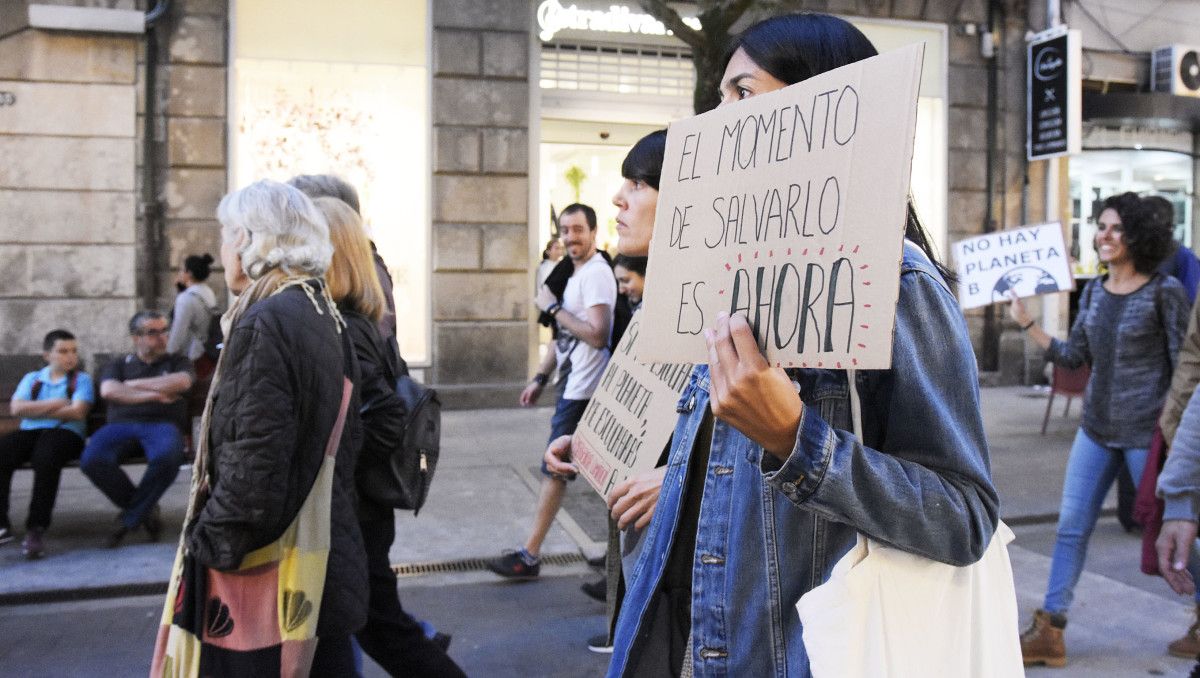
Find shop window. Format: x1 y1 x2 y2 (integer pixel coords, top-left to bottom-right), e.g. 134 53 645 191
541 42 693 100
1069 145 1194 275
232 0 430 363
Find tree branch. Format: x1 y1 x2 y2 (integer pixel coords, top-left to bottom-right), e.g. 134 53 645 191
699 0 767 34
638 0 705 48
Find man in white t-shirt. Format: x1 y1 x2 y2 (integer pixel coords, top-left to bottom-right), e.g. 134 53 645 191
487 203 616 579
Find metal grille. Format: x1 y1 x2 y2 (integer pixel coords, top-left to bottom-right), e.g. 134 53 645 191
540 42 694 98
392 552 585 577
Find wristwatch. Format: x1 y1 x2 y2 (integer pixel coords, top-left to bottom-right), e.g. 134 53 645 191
533 373 550 386
545 302 562 316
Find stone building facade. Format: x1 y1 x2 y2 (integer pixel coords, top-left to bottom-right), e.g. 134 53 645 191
2 0 1197 405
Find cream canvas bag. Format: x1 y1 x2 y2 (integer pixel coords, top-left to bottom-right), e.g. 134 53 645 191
795 370 1024 677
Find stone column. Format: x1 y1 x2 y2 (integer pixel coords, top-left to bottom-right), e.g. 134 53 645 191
430 1 532 408
0 23 139 376
155 0 229 311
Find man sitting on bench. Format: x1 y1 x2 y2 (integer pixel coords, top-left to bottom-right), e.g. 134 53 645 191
0 329 95 559
81 311 193 548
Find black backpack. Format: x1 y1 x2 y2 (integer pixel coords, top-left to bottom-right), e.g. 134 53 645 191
360 339 441 515
202 311 223 361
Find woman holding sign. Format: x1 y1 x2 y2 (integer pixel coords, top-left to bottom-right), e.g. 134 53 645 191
550 14 999 677
1010 192 1189 667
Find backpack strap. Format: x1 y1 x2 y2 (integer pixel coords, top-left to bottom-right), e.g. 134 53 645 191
1154 272 1166 329
28 370 75 400
1082 276 1097 312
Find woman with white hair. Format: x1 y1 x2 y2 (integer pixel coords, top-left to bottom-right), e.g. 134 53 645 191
151 180 367 677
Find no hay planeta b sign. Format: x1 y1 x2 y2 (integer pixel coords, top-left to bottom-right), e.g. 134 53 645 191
953 223 1073 310
637 44 926 369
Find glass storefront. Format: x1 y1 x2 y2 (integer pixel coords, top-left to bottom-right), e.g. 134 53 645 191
534 9 950 261
231 0 431 363
1069 124 1194 275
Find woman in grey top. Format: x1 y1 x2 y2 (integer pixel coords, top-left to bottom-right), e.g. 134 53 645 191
1011 192 1189 667
167 253 218 365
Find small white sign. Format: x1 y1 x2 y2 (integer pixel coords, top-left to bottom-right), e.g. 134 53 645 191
572 311 692 499
952 223 1073 309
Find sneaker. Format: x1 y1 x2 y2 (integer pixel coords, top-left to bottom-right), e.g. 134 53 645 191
581 577 607 602
0 526 13 546
143 505 163 543
587 633 613 654
432 632 452 652
485 549 540 580
586 553 606 568
21 528 45 560
106 519 132 549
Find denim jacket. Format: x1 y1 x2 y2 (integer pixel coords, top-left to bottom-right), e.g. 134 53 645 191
608 243 1000 677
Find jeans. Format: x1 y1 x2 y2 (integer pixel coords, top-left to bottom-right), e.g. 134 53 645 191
0 428 84 530
540 395 588 478
1044 428 1148 613
81 422 183 529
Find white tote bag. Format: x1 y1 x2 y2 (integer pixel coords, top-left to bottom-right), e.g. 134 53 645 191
795 370 1024 677
795 521 1023 677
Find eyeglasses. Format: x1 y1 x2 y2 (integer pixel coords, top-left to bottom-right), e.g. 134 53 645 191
135 328 169 338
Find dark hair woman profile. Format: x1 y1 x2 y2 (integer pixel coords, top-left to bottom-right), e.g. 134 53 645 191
545 129 669 654
591 14 998 677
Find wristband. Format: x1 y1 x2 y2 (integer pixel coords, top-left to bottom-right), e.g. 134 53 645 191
533 373 549 387
1021 320 1035 331
545 302 562 316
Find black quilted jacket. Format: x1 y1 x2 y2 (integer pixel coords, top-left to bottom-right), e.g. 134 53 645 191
187 281 368 636
341 309 406 522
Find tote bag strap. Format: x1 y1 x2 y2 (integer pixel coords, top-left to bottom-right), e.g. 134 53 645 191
847 368 863 440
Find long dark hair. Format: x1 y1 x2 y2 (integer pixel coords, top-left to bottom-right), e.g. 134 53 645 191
1099 192 1174 274
613 254 648 277
621 129 667 190
726 13 955 283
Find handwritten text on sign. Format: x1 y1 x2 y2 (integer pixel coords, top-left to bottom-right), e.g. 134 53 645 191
952 223 1072 310
638 44 925 368
573 312 692 499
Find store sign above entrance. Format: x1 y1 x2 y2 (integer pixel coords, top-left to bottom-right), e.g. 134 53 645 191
1028 25 1081 161
637 44 926 369
536 0 700 42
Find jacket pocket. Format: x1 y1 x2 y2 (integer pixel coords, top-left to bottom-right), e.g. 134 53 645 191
798 370 849 431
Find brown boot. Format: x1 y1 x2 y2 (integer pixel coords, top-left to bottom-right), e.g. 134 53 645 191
1021 609 1067 668
1169 605 1200 659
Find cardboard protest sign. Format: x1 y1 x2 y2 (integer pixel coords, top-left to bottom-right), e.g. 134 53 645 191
572 311 692 499
952 223 1073 310
637 44 925 369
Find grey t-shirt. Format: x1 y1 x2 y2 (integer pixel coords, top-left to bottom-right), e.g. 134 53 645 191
101 353 194 430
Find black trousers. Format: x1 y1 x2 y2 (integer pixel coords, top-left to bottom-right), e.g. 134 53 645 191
0 428 84 530
310 634 356 677
355 510 466 678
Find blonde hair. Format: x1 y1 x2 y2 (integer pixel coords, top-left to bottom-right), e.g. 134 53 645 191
317 196 386 322
217 180 332 279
